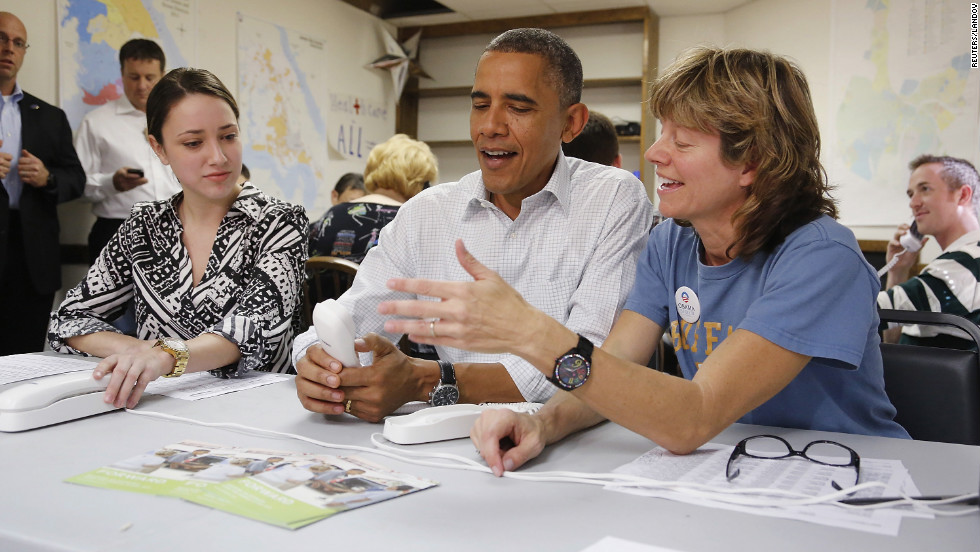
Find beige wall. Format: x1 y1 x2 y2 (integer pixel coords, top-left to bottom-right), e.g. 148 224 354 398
658 0 971 260
12 0 392 310
14 0 394 250
15 0 976 278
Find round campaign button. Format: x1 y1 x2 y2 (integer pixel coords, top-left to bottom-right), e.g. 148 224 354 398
674 286 701 323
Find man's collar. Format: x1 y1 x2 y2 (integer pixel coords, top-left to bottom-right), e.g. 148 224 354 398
944 229 980 252
467 151 572 216
3 82 23 101
545 150 572 213
115 97 142 116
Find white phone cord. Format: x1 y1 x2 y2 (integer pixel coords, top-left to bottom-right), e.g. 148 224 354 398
877 248 906 278
123 408 977 515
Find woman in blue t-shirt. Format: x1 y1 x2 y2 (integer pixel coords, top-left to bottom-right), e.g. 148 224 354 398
378 47 910 476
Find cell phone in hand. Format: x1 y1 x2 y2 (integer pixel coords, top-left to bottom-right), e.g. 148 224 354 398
126 168 144 178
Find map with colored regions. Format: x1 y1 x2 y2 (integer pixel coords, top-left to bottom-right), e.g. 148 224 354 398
57 0 196 130
237 14 329 214
828 0 979 226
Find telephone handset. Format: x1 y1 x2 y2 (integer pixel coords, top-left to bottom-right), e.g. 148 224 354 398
0 371 119 432
899 221 924 253
877 220 924 277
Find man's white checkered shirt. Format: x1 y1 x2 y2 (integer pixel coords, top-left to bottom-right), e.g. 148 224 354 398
293 154 654 401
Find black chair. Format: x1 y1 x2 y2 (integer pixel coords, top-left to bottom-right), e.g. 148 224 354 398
302 256 359 328
878 309 980 445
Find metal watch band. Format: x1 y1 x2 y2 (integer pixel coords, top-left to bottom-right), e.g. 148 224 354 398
154 338 188 378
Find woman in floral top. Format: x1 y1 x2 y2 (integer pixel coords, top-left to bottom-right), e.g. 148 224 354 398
309 134 437 262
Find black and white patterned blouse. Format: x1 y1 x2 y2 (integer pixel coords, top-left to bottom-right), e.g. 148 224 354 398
49 184 309 375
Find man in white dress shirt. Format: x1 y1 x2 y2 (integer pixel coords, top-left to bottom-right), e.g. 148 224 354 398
293 28 654 422
74 38 180 263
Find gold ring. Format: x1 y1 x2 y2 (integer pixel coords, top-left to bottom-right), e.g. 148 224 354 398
430 320 438 338
345 399 352 413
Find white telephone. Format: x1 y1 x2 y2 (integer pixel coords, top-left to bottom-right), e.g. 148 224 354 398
313 299 359 367
383 402 543 444
877 220 925 277
0 371 119 432
899 221 924 253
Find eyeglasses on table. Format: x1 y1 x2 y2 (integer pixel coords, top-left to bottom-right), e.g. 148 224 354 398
726 434 861 488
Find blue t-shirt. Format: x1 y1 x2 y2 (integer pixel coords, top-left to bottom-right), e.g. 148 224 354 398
625 216 909 439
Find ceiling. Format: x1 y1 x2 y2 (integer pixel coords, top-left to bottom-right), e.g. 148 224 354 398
339 0 753 26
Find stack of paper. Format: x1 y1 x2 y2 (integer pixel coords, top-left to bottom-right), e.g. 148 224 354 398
607 443 928 536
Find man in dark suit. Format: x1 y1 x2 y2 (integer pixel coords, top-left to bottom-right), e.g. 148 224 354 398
0 12 85 354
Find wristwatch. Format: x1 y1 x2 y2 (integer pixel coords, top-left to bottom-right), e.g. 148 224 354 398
548 334 593 391
153 338 189 378
428 361 460 406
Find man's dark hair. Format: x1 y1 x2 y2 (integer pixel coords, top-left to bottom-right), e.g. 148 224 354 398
562 111 619 165
119 38 165 71
334 172 365 195
483 28 583 108
909 154 980 214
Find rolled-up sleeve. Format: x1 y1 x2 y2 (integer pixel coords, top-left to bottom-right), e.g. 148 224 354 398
48 220 135 354
208 205 309 376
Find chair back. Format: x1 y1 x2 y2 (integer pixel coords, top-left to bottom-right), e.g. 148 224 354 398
878 309 980 445
302 256 360 328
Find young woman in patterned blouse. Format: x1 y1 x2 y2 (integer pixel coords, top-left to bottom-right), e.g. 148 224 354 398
49 68 308 408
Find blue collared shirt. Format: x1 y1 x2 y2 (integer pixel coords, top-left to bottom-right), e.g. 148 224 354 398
0 83 24 208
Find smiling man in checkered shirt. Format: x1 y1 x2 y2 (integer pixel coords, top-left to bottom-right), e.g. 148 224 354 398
292 28 654 422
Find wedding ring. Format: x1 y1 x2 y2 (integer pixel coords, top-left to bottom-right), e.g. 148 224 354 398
345 400 352 413
430 320 438 338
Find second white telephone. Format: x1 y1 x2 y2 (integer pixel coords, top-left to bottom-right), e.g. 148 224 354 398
0 371 119 432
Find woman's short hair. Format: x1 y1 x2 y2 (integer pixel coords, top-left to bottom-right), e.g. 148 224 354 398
649 47 837 259
146 68 239 144
363 134 438 199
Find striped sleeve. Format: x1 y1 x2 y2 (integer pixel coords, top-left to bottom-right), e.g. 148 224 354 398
877 245 980 337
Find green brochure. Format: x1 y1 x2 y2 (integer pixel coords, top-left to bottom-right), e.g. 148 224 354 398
67 440 438 530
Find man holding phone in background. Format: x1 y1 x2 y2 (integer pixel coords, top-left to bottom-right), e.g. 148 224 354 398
878 154 980 347
75 38 180 263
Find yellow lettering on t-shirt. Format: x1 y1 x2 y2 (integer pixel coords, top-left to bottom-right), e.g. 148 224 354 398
680 320 694 351
670 320 680 350
704 322 721 355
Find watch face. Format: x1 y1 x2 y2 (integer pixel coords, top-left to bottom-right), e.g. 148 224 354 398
555 353 590 390
431 385 460 406
163 338 188 352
